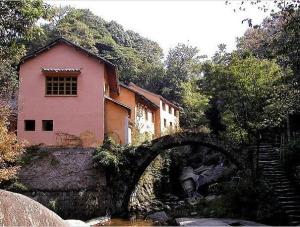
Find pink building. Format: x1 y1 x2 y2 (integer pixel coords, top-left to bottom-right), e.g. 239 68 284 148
17 38 179 147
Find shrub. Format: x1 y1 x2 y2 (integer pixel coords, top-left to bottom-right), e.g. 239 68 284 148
0 104 25 184
93 137 136 173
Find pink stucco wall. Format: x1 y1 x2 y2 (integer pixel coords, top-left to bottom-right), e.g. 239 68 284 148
18 43 105 147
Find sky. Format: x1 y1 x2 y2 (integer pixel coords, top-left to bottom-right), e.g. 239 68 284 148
46 0 271 58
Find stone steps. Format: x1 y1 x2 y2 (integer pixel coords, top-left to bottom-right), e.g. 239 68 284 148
258 144 300 225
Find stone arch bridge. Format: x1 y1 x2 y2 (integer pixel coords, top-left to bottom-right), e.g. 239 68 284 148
110 131 242 213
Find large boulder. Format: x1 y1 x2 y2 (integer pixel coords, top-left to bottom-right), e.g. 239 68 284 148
0 190 68 226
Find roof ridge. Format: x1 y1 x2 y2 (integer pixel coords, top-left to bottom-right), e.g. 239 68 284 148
120 83 159 109
19 37 115 68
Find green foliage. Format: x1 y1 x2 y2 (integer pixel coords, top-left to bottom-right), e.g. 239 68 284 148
93 137 124 173
0 0 50 61
93 137 140 174
0 0 50 100
180 79 210 128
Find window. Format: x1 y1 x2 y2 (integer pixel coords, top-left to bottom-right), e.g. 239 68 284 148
145 109 148 121
104 83 109 95
150 112 154 123
46 76 77 96
169 106 173 114
24 120 35 131
162 103 166 111
164 118 167 127
42 120 53 131
170 122 173 128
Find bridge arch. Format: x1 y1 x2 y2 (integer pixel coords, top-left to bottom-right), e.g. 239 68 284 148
113 131 241 213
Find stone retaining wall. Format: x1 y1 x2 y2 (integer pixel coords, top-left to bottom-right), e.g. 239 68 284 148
15 147 109 219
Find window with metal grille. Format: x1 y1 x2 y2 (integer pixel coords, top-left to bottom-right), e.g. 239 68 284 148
46 76 77 96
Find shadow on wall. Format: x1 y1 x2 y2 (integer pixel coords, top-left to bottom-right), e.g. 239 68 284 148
55 131 100 148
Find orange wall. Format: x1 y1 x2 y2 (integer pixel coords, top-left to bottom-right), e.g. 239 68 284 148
114 86 136 122
18 43 106 147
104 100 128 144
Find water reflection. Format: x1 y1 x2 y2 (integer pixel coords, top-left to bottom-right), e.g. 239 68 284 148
97 218 154 226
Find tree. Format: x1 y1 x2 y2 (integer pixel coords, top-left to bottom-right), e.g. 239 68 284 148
202 55 294 173
163 43 205 102
0 0 50 61
0 60 18 99
223 56 286 140
237 7 300 81
212 44 231 64
227 0 300 14
0 0 50 100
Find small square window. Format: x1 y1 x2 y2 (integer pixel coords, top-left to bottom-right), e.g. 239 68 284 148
42 120 53 131
24 120 35 131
